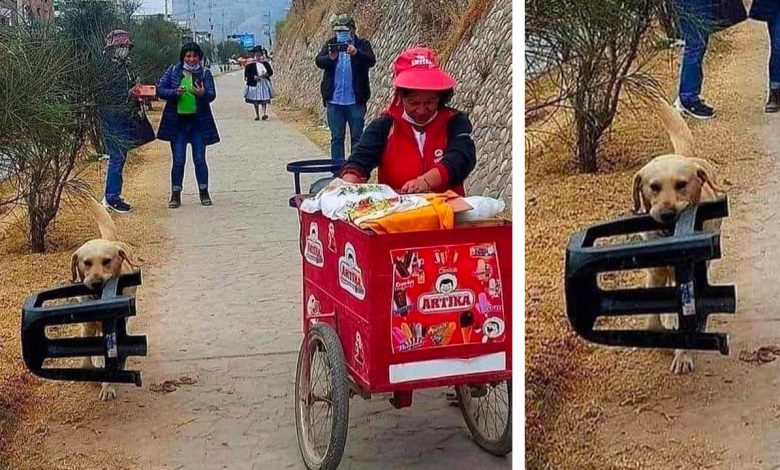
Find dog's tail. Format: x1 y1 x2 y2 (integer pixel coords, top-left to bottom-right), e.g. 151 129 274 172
656 97 695 159
87 198 117 241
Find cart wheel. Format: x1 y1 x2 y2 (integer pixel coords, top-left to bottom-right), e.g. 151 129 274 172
295 323 350 470
456 380 512 456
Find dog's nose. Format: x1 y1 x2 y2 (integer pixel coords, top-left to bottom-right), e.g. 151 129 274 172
90 280 104 290
659 211 676 224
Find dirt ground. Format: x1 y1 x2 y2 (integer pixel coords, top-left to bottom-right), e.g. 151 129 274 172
526 20 780 469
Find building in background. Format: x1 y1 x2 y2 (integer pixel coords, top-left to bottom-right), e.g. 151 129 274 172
1 0 54 25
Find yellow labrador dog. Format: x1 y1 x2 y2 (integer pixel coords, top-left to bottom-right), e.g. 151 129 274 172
632 99 724 374
71 198 138 400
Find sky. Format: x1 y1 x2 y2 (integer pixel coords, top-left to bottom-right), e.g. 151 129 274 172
136 0 292 47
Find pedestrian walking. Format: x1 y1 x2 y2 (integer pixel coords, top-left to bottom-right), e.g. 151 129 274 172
244 46 274 121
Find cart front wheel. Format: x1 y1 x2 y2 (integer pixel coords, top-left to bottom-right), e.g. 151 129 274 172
295 323 350 470
456 379 512 456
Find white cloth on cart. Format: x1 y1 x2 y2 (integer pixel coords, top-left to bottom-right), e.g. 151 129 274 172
300 179 429 225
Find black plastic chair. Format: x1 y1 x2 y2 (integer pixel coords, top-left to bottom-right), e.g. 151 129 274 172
565 197 736 354
21 271 147 385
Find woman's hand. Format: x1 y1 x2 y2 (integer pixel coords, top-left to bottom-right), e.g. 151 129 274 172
400 176 432 194
176 87 185 96
341 173 365 184
192 81 205 97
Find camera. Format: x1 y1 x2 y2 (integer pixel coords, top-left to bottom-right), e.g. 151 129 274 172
328 42 349 54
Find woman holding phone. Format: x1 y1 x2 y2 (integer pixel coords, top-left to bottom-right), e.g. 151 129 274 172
157 42 221 208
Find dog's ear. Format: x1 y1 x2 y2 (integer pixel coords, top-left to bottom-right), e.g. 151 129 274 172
696 164 724 195
118 248 139 269
70 252 81 283
632 171 644 214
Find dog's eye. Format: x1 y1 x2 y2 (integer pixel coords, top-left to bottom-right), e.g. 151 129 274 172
650 183 661 193
102 258 111 267
84 260 92 268
675 181 688 191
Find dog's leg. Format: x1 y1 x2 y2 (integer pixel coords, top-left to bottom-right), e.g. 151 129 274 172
99 383 117 401
671 350 695 374
646 268 669 331
81 322 118 400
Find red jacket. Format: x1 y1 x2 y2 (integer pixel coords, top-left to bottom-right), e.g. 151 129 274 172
341 102 476 196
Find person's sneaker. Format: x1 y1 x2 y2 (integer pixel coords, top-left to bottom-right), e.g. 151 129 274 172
168 190 181 209
262 115 269 121
199 189 212 206
102 197 132 214
674 98 716 120
765 89 780 113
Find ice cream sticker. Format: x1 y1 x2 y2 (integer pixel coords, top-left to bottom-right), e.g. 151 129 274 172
339 243 366 300
390 243 505 354
303 222 325 268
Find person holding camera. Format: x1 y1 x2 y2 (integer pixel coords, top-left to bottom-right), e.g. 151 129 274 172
315 13 376 163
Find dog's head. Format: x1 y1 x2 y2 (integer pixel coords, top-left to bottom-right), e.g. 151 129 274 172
632 155 722 225
71 239 137 291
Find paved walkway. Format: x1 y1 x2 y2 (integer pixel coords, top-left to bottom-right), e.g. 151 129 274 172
41 71 512 469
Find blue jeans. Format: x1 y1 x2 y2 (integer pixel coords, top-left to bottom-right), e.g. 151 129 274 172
677 0 713 105
170 116 208 191
327 103 366 162
769 16 780 89
101 112 132 203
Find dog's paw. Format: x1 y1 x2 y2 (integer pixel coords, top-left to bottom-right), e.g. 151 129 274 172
670 350 694 374
98 383 117 401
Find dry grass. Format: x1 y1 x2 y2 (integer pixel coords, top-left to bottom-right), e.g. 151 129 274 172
0 110 171 469
439 0 495 63
525 23 770 468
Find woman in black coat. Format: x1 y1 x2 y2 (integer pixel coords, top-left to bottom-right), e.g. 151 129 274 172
750 0 780 112
243 46 274 121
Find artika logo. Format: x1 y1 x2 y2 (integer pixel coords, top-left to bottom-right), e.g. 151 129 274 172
304 222 324 268
339 243 366 300
418 274 475 314
411 55 434 68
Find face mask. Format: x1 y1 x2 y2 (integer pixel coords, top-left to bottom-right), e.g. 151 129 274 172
113 46 130 61
336 31 352 43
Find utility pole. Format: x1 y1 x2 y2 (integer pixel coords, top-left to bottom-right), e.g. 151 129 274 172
263 11 272 51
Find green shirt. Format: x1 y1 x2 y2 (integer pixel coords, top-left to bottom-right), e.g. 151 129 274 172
177 74 197 115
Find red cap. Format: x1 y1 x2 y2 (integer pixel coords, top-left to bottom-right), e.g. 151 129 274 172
391 47 457 91
104 30 132 50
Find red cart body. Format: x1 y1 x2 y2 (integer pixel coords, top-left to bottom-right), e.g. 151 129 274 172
298 210 512 395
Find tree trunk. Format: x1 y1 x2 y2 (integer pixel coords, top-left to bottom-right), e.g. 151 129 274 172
576 117 599 173
28 208 48 253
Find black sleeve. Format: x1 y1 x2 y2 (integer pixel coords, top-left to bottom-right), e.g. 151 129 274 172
315 41 336 69
440 112 477 186
244 63 253 81
264 60 273 78
355 39 376 68
340 116 393 178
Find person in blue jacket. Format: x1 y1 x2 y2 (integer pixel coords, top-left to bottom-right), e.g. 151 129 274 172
157 42 220 208
750 0 780 113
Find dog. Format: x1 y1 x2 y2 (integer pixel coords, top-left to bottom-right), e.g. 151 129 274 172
631 99 724 374
70 198 138 400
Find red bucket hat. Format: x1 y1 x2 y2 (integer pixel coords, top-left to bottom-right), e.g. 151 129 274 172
391 47 457 91
104 30 132 50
